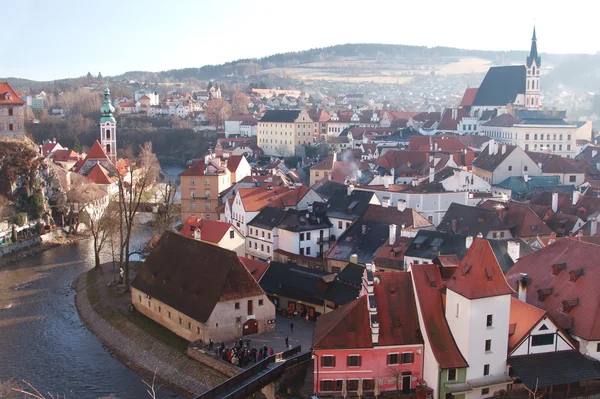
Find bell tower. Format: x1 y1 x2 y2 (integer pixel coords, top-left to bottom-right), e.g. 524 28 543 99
100 87 117 163
525 27 542 110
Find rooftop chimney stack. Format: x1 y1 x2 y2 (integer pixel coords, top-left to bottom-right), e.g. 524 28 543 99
451 219 458 232
593 150 598 158
551 192 559 213
429 167 435 183
517 273 529 302
389 224 397 246
465 235 473 249
193 227 201 241
501 144 506 155
333 152 338 164
591 217 598 236
572 190 581 206
507 240 521 264
362 224 367 235
347 184 354 196
397 200 407 212
350 253 358 264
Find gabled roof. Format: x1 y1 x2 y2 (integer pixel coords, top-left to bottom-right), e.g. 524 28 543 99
51 149 81 162
472 65 526 106
438 203 510 237
404 230 468 261
472 143 518 172
277 208 332 232
460 88 478 107
86 140 110 161
260 110 301 122
180 158 227 176
508 297 547 351
247 207 287 229
238 257 270 282
0 82 25 105
483 113 521 127
412 264 468 369
237 185 314 212
437 108 472 131
313 296 372 349
506 238 600 340
445 238 514 299
323 188 375 221
86 163 115 185
180 217 237 243
226 155 245 173
131 232 264 323
311 180 346 201
479 200 553 238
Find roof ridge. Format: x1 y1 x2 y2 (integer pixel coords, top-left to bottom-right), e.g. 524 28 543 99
313 296 365 347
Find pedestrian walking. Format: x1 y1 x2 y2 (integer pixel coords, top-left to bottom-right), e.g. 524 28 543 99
285 336 289 348
246 337 250 348
290 321 294 333
209 339 213 350
269 347 274 356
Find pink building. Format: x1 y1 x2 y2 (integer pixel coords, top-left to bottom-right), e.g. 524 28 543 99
312 266 424 396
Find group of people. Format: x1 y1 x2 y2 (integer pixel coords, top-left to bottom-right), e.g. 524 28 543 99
213 338 274 368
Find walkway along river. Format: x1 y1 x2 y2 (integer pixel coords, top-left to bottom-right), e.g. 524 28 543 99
0 237 177 398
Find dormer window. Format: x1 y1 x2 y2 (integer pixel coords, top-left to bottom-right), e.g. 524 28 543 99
552 263 566 276
562 299 579 313
569 269 584 282
5 93 11 101
537 288 553 301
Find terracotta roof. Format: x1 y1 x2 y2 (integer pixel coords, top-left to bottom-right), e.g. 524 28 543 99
238 257 270 282
408 136 470 152
313 272 422 350
376 150 430 171
472 143 518 172
118 101 136 107
86 163 114 185
412 112 441 122
508 297 546 352
131 232 264 323
437 108 472 131
42 142 62 156
446 238 514 299
438 203 509 237
506 238 600 340
0 82 25 105
372 236 411 270
180 217 236 243
479 200 553 238
226 155 245 173
51 149 80 162
460 88 478 107
86 140 111 161
412 264 468 369
180 159 226 177
238 185 313 212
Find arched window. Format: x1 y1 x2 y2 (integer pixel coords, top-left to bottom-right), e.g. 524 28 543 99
106 144 111 154
106 129 110 139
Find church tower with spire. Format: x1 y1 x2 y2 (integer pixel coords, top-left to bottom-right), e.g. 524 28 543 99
100 88 117 163
525 27 542 110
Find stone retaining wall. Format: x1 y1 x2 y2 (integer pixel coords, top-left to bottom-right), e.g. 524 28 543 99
187 347 240 378
0 236 41 257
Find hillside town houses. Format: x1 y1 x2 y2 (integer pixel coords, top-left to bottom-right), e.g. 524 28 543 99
5 25 600 399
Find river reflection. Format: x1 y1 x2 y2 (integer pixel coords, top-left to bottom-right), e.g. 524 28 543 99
0 230 177 398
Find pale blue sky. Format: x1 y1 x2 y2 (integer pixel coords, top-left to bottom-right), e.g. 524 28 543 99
5 0 598 81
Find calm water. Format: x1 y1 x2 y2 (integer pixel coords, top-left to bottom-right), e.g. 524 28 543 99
0 236 177 399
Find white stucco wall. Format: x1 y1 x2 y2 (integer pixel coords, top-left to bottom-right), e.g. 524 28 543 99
510 317 573 356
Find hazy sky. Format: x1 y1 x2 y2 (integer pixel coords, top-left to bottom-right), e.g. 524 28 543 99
5 0 598 81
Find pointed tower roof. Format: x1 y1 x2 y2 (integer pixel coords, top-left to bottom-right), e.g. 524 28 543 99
86 140 110 160
100 87 116 123
87 163 115 185
445 238 514 299
526 26 542 68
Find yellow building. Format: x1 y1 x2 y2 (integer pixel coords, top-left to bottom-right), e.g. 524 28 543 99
257 109 315 156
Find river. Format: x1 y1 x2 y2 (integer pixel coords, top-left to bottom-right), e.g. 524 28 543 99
0 235 178 398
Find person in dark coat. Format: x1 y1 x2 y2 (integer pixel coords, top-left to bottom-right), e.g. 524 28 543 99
285 336 289 347
290 321 294 333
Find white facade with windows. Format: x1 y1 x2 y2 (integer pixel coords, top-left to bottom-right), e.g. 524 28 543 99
246 225 277 261
278 227 332 258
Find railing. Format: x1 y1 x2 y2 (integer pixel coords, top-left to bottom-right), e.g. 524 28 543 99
193 346 307 399
316 235 336 245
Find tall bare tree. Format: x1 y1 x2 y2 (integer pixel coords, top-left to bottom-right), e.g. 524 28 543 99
116 142 160 291
152 181 179 235
231 92 250 115
205 98 232 130
82 201 118 269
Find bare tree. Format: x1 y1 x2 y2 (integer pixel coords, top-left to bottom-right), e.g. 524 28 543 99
231 92 250 115
64 175 107 234
116 142 160 291
81 201 118 269
204 98 232 130
152 181 179 236
142 368 162 399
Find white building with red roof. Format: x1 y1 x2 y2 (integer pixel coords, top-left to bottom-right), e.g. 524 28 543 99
0 82 26 140
180 217 245 256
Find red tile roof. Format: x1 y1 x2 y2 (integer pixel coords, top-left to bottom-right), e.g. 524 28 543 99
407 136 470 152
412 264 468 369
86 164 114 185
180 159 227 176
238 185 312 212
42 142 62 156
479 200 553 238
86 140 110 161
460 88 478 107
437 108 472 131
180 217 236 244
51 149 81 162
376 150 430 171
238 257 270 282
506 238 600 340
508 297 546 352
446 238 514 299
226 155 245 173
313 296 372 349
0 82 25 105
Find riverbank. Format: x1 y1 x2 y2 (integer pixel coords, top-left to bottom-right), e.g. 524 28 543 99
74 262 227 398
0 232 87 268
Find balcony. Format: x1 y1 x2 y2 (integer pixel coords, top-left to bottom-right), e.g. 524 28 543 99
316 234 336 245
192 195 210 200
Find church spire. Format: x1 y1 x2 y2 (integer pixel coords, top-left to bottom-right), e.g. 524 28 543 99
100 87 116 123
526 26 541 68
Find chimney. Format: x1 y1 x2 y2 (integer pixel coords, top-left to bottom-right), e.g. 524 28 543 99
389 224 397 246
397 200 407 212
194 227 201 241
465 235 473 249
362 224 367 235
452 108 457 120
350 253 358 264
501 144 506 155
364 263 379 345
572 190 581 206
517 273 529 302
451 219 457 232
347 184 354 196
593 150 598 158
384 176 390 189
591 217 598 236
382 197 390 208
333 152 338 164
507 240 520 264
429 167 435 183
551 192 558 213
53 138 56 143
548 232 557 245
